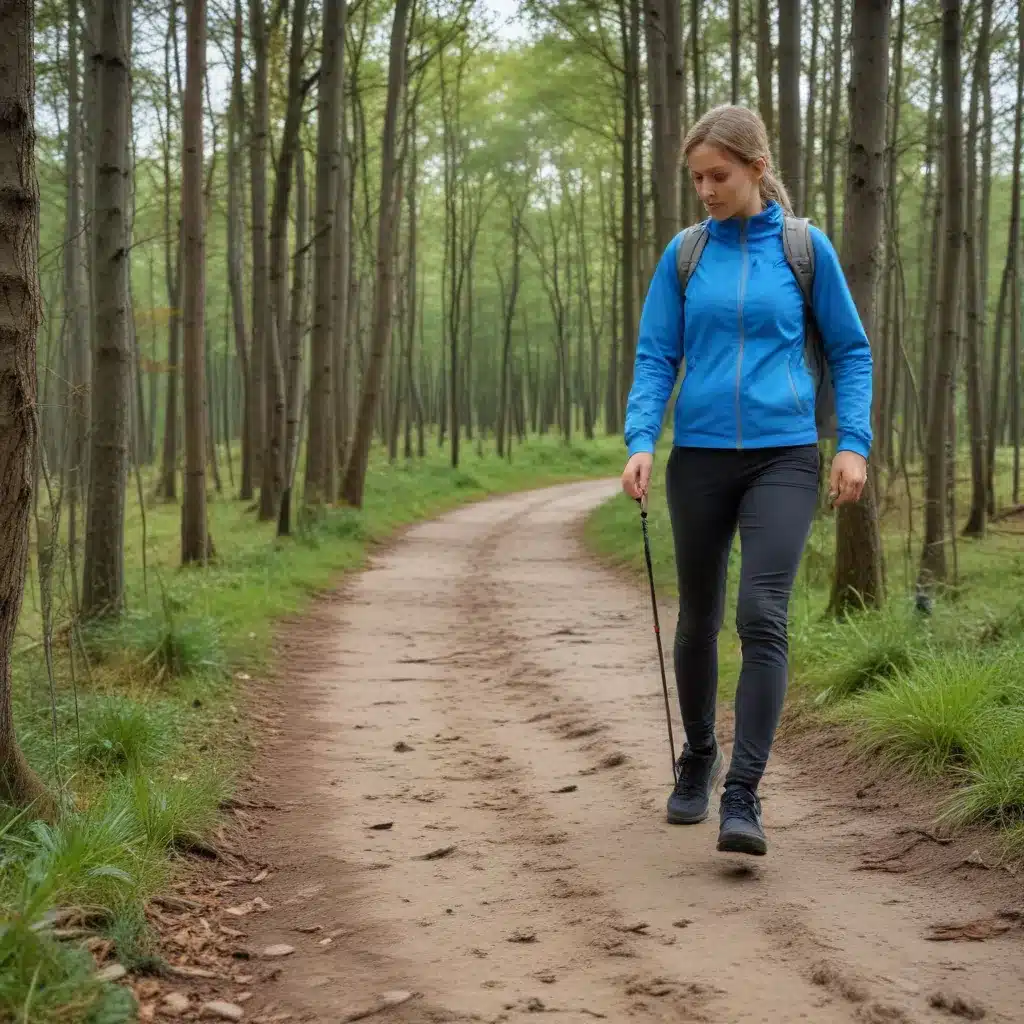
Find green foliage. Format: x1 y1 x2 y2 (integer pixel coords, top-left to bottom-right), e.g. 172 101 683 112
6 436 622 1015
584 453 1024 855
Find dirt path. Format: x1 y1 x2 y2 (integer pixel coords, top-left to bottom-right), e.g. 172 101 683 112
226 480 1023 1024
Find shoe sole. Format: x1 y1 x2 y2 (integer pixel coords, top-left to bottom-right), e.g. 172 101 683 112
666 751 725 825
716 828 767 856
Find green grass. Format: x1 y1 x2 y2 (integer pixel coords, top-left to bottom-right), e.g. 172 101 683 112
584 446 1024 853
4 434 623 1022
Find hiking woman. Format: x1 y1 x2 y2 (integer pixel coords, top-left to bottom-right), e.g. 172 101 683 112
620 104 873 856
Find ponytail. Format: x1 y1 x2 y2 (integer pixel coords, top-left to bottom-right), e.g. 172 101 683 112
759 167 793 215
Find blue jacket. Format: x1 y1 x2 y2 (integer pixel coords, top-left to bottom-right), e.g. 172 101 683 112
624 201 873 461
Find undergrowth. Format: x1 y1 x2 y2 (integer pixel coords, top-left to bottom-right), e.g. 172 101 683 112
584 446 1024 857
3 435 623 1021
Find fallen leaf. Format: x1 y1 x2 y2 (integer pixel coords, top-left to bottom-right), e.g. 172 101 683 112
551 785 578 794
219 925 246 938
369 822 394 831
509 929 537 943
394 741 413 752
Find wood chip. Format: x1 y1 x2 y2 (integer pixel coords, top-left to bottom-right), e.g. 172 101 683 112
165 964 223 980
414 845 455 861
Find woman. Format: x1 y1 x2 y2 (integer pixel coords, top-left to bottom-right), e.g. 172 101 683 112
621 104 872 857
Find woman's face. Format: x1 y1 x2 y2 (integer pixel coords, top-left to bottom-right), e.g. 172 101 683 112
687 142 764 220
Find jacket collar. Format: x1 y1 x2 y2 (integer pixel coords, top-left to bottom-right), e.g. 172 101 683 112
705 199 783 244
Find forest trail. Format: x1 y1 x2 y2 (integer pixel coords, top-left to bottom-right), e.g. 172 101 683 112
225 480 1024 1024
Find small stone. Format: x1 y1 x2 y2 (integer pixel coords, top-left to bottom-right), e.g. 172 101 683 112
97 963 127 982
162 992 191 1016
379 991 414 1007
261 944 295 958
201 1001 244 1021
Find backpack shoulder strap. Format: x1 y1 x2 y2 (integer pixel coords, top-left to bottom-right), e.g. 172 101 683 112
675 220 710 294
780 214 815 307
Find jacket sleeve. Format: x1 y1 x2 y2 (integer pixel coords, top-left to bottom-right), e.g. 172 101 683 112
808 225 874 460
623 235 685 457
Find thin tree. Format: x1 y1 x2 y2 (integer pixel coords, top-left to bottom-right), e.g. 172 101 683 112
181 0 209 563
82 0 132 619
828 0 889 615
0 0 54 813
305 0 345 505
918 0 964 595
340 0 411 507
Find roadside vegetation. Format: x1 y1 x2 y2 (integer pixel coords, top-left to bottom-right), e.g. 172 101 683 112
1 437 622 1023
585 450 1024 858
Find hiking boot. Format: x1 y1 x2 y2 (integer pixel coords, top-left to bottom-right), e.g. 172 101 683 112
666 742 724 824
716 783 767 855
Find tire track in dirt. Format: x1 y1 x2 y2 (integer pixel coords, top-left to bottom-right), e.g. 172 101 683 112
229 480 1024 1024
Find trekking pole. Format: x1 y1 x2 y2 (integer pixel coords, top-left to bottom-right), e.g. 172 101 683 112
636 492 679 783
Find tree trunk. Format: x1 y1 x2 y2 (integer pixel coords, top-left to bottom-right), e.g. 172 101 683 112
181 0 208 564
160 0 182 501
82 0 131 620
616 0 637 428
777 0 802 213
305 0 344 505
828 0 889 617
918 0 964 595
64 0 90 616
757 0 774 149
0 0 54 813
249 0 270 516
825 0 842 238
228 0 251 501
339 0 410 507
962 0 991 538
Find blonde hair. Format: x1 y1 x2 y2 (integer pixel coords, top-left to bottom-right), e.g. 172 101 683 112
681 104 793 215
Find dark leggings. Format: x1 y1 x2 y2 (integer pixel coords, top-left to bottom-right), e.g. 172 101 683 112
664 444 820 792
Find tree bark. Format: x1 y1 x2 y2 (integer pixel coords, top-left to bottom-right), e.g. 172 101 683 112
249 0 270 516
0 0 54 813
305 0 344 504
228 0 251 501
777 0 802 213
918 0 964 595
339 0 410 507
828 0 889 616
181 0 209 564
962 0 991 537
82 0 131 620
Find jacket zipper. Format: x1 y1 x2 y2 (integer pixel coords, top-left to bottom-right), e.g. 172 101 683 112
735 220 748 449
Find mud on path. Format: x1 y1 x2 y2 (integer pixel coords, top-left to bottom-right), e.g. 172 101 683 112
206 480 1023 1024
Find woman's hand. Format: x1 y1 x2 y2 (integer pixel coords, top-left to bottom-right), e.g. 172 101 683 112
828 450 867 506
622 452 654 501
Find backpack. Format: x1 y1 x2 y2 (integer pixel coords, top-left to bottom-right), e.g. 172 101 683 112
674 215 837 438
